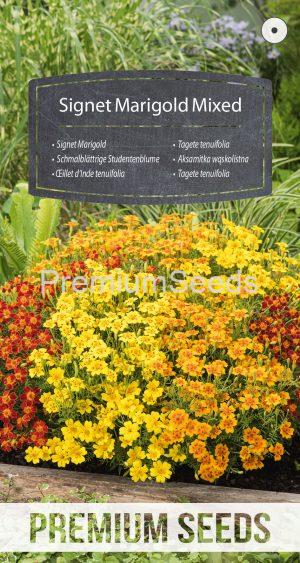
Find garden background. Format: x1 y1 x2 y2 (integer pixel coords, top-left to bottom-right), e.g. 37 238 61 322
0 0 299 561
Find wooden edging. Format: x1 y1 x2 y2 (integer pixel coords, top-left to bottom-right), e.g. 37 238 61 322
0 463 299 503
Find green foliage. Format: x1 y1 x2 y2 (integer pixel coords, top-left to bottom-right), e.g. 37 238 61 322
265 0 300 71
265 0 300 161
0 0 258 188
273 73 300 160
0 183 61 282
0 551 299 562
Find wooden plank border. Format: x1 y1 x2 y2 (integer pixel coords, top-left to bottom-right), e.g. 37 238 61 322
0 463 299 503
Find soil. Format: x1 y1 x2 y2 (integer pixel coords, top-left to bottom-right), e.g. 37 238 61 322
0 438 299 494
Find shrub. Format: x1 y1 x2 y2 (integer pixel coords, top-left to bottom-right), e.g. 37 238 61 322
20 214 299 483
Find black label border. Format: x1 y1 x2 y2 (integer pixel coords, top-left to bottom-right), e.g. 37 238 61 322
29 70 272 204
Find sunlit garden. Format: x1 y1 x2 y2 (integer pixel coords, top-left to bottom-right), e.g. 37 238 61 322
0 0 299 561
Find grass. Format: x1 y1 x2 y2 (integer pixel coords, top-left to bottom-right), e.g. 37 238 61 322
0 0 258 189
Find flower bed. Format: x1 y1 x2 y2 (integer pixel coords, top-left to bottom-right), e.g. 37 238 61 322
0 215 299 486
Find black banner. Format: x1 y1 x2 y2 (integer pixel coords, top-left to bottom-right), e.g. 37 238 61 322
29 71 272 204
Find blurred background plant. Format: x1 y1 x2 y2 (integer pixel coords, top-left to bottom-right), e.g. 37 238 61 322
0 0 258 190
0 0 299 263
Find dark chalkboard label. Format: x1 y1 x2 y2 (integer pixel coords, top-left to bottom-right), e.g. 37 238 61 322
29 71 272 204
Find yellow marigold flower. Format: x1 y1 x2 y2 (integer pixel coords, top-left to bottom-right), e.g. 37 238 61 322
68 377 86 392
52 447 70 468
69 443 87 465
25 446 42 465
77 421 95 443
240 445 252 462
53 387 71 404
199 458 219 483
129 460 148 482
61 419 80 440
28 366 44 378
150 460 172 483
239 391 259 411
126 447 146 467
147 443 164 461
210 426 222 439
215 444 229 470
242 455 264 471
43 237 60 249
94 438 115 460
40 393 59 414
265 392 282 408
76 399 95 414
169 409 189 429
39 446 51 462
168 445 186 463
45 437 62 454
144 412 162 434
219 403 235 417
47 367 65 387
119 421 140 447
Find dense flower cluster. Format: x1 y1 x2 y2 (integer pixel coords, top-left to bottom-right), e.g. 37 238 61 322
22 215 299 483
250 293 300 421
0 279 50 450
250 294 300 365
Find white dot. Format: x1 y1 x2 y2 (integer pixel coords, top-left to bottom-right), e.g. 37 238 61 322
262 18 287 44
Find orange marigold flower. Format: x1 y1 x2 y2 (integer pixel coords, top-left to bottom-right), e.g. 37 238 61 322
269 442 284 461
197 422 212 440
251 437 268 455
189 439 207 462
215 443 229 465
210 426 221 439
219 415 237 434
279 421 294 439
169 409 189 428
205 360 227 377
239 392 259 410
243 427 261 444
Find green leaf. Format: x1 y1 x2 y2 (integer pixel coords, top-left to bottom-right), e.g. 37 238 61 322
9 185 35 252
0 216 27 272
27 197 61 268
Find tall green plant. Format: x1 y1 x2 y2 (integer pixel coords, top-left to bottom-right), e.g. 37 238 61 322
0 0 256 188
0 184 61 283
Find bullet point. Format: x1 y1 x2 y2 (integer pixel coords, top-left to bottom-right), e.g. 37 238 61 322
52 143 55 147
173 173 175 176
173 143 175 147
52 158 54 161
173 158 175 161
52 173 54 176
